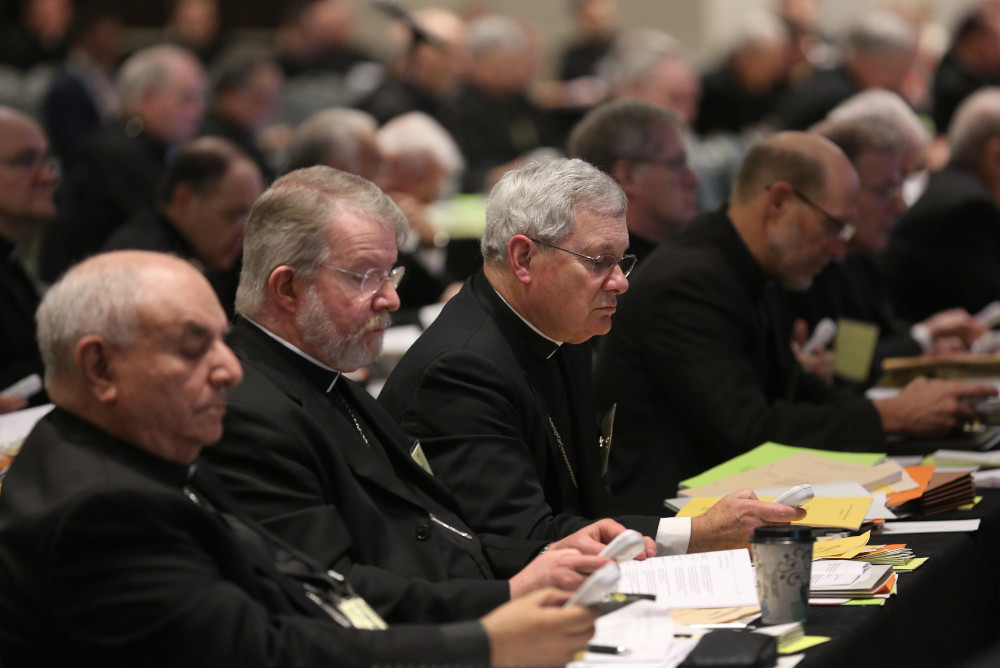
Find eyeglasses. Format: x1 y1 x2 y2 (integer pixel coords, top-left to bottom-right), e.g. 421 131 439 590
790 187 855 242
1 150 60 177
529 238 636 278
323 264 406 295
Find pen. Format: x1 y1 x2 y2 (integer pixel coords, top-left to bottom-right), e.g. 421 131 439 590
587 644 630 655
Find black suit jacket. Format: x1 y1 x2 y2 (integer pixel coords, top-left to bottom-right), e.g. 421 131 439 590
786 254 922 389
883 164 1000 322
0 236 43 394
204 317 523 624
0 408 487 667
40 125 170 281
379 270 659 541
594 210 885 515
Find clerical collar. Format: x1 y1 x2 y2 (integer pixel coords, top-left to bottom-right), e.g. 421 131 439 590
493 288 562 359
243 317 342 393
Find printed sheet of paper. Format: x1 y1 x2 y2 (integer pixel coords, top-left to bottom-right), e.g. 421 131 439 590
617 549 757 609
583 600 676 663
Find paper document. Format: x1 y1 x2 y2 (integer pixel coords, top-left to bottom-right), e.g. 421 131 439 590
812 531 871 559
810 560 869 587
679 453 902 498
880 519 981 534
680 442 885 490
0 403 53 453
618 549 758 609
675 495 873 530
582 600 677 663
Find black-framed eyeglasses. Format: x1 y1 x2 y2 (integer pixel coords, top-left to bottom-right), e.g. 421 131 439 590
323 264 406 295
789 187 855 242
528 238 636 278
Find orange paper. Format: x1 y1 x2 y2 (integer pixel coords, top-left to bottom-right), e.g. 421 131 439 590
886 465 935 506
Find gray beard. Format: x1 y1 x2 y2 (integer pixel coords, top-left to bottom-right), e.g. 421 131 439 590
296 286 390 371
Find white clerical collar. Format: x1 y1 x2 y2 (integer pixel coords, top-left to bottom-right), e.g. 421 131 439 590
492 289 563 359
244 317 342 392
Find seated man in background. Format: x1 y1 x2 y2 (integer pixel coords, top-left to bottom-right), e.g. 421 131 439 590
789 109 985 389
0 250 593 667
884 87 1000 322
102 136 264 318
40 44 207 281
0 107 58 412
380 157 804 553
594 132 996 515
567 98 698 263
203 166 629 625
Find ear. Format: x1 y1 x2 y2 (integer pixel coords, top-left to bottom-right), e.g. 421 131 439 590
610 159 639 192
76 335 119 404
507 235 535 285
763 181 794 220
268 265 304 315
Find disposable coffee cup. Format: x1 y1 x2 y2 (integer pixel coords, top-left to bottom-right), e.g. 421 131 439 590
749 525 814 625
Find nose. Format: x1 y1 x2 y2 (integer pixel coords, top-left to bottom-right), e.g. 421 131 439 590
605 263 629 295
373 277 401 313
210 341 244 388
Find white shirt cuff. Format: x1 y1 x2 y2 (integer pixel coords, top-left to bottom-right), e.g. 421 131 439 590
654 516 691 555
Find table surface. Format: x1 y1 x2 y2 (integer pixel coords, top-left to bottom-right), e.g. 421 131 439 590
795 488 1000 668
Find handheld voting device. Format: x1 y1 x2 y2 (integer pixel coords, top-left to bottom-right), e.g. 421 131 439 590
771 484 814 508
564 562 620 607
599 529 646 562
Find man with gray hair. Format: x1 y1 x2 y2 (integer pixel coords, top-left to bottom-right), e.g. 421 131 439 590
0 249 595 666
594 132 995 514
568 98 698 262
884 87 1000 322
204 165 632 625
775 10 917 130
40 43 206 281
381 157 805 552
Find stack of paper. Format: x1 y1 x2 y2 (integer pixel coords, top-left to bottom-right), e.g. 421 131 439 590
678 452 905 498
616 549 758 609
851 545 915 566
894 470 975 515
809 561 896 599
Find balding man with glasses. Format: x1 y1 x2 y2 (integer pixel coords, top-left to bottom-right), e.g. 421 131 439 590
380 157 804 554
593 132 997 515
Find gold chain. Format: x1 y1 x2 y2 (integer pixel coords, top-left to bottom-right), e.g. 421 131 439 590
339 394 370 447
547 414 578 489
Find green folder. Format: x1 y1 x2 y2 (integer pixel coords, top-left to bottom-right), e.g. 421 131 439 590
679 442 886 489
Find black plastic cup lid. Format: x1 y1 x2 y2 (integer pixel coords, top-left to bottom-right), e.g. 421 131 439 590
750 525 814 542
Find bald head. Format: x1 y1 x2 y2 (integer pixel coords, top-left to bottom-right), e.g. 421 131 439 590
0 107 57 242
730 132 858 290
732 131 855 206
38 250 242 463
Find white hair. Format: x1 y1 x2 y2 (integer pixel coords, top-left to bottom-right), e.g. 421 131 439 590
118 44 200 111
480 157 626 266
377 112 464 179
285 107 377 172
603 29 688 93
37 253 147 379
466 14 527 59
827 88 930 152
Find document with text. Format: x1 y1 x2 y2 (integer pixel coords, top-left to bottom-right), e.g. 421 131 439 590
617 549 758 609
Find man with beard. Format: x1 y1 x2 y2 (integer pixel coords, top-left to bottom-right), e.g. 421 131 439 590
0 250 596 667
203 165 643 625
592 132 997 514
